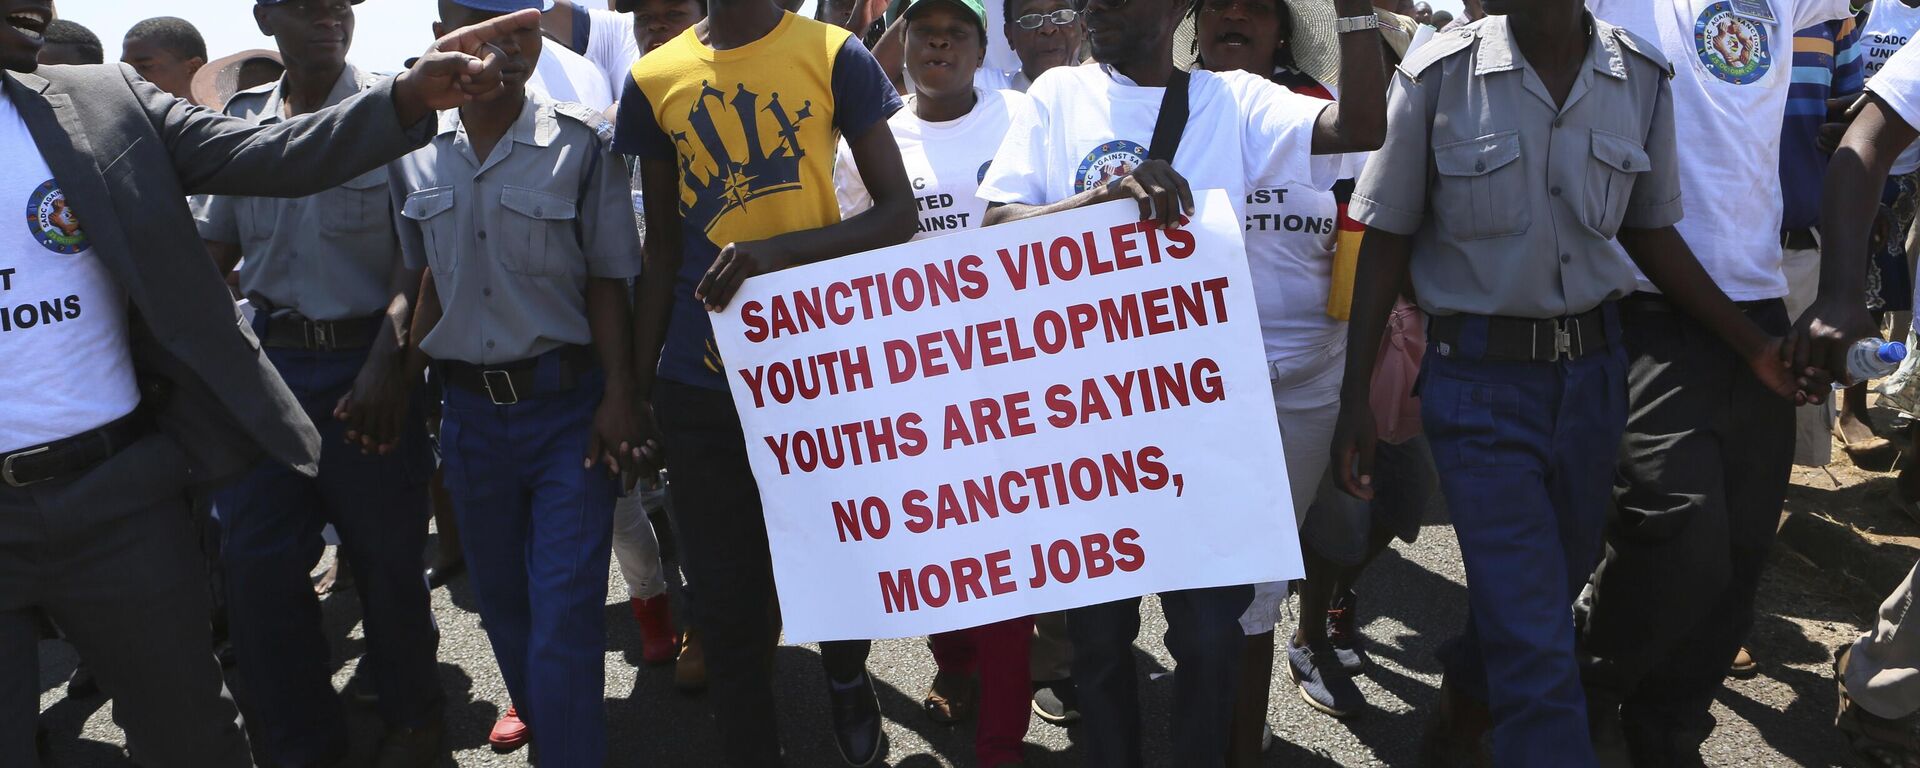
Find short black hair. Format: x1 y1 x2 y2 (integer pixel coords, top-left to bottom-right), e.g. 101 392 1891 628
44 19 104 64
125 16 208 62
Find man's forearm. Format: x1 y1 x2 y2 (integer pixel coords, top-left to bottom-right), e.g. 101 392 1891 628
983 187 1115 227
587 278 637 396
765 194 917 265
632 269 677 401
403 270 443 384
1620 226 1770 358
1340 229 1411 403
1820 104 1913 306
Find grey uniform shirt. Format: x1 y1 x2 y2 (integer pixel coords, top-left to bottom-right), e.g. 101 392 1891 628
1349 15 1684 319
389 94 642 365
196 63 402 322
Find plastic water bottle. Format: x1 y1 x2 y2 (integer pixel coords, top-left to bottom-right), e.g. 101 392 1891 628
1845 338 1908 383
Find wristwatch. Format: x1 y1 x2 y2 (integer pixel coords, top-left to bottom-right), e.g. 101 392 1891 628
1335 14 1383 34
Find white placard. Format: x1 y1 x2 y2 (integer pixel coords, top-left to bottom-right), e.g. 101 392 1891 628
712 190 1301 642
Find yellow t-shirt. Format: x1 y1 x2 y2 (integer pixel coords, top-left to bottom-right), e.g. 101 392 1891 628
616 14 901 389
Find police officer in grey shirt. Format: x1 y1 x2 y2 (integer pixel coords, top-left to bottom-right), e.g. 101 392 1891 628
1328 2 1804 765
194 1 444 764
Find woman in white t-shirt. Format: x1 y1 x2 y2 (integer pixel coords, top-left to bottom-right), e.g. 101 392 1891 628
1187 0 1417 752
834 1 1039 764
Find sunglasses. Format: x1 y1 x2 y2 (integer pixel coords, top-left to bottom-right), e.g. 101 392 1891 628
1016 8 1082 26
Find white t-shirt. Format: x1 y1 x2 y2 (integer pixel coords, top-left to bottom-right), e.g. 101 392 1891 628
1589 0 1855 300
530 41 615 112
1869 35 1920 127
0 89 140 454
979 64 1340 211
978 64 1345 364
1862 0 1920 173
835 88 1035 239
586 9 641 91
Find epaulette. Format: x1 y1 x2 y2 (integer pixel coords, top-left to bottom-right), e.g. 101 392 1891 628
553 100 616 142
1396 26 1474 80
219 81 277 117
1609 23 1675 77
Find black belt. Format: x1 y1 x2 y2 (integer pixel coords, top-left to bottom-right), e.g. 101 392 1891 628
441 346 595 406
261 314 384 351
1428 305 1612 362
1621 292 1778 314
1783 228 1817 250
2 411 147 488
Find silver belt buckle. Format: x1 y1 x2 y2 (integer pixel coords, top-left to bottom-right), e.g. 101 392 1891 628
482 370 519 406
305 321 335 351
2 446 52 488
1553 319 1574 361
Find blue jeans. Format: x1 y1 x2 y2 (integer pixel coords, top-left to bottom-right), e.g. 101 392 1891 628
440 356 614 768
1065 585 1253 768
1424 310 1628 768
213 342 439 765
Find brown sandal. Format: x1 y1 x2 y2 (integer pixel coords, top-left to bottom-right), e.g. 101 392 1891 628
923 670 977 725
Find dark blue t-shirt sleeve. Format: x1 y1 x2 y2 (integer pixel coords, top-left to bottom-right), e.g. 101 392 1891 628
614 76 674 160
830 37 903 140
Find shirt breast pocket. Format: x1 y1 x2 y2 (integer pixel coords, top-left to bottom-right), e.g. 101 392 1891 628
1432 131 1528 241
322 168 391 235
401 187 457 276
499 186 579 277
1582 130 1650 239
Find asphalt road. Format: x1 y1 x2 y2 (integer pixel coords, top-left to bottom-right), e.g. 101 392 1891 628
34 510 1867 767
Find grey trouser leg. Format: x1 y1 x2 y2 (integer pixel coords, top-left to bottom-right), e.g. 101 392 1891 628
1 435 252 768
1848 560 1920 719
1030 611 1073 682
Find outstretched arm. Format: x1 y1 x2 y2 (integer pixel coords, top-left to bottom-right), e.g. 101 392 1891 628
154 10 539 197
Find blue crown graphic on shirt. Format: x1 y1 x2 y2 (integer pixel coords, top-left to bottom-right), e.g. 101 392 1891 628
672 81 814 234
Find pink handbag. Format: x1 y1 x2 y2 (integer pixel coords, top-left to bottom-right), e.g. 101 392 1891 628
1370 299 1426 444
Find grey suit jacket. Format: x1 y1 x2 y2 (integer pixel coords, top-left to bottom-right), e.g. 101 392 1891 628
4 63 433 482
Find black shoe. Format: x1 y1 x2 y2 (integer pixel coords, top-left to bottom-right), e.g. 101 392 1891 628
424 558 465 589
373 720 445 768
67 661 100 699
343 667 381 708
1327 590 1369 674
828 672 887 767
1030 679 1081 726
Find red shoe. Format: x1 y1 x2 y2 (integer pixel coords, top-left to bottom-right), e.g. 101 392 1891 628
632 595 679 666
490 707 530 753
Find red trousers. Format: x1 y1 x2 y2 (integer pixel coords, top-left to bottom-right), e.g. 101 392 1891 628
929 616 1035 766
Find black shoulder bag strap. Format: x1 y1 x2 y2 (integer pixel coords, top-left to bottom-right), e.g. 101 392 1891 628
1146 68 1193 164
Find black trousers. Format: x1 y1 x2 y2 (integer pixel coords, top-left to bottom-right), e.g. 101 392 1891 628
2 433 252 768
654 378 871 767
1066 585 1252 768
1577 296 1795 764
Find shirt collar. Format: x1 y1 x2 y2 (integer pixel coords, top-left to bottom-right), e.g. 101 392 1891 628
1472 13 1625 81
434 91 562 149
259 62 368 123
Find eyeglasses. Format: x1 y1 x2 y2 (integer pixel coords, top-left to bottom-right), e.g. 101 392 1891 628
1015 8 1080 28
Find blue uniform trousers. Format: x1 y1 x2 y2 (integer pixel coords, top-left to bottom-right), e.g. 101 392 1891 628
213 341 440 766
1423 309 1628 768
439 356 614 768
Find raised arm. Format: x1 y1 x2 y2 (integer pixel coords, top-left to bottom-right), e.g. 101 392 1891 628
1310 0 1387 154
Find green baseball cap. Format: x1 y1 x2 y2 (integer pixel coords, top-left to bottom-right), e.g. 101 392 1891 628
903 0 989 36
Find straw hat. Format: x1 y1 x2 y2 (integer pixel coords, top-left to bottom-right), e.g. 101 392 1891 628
189 49 284 111
1176 2 1416 87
